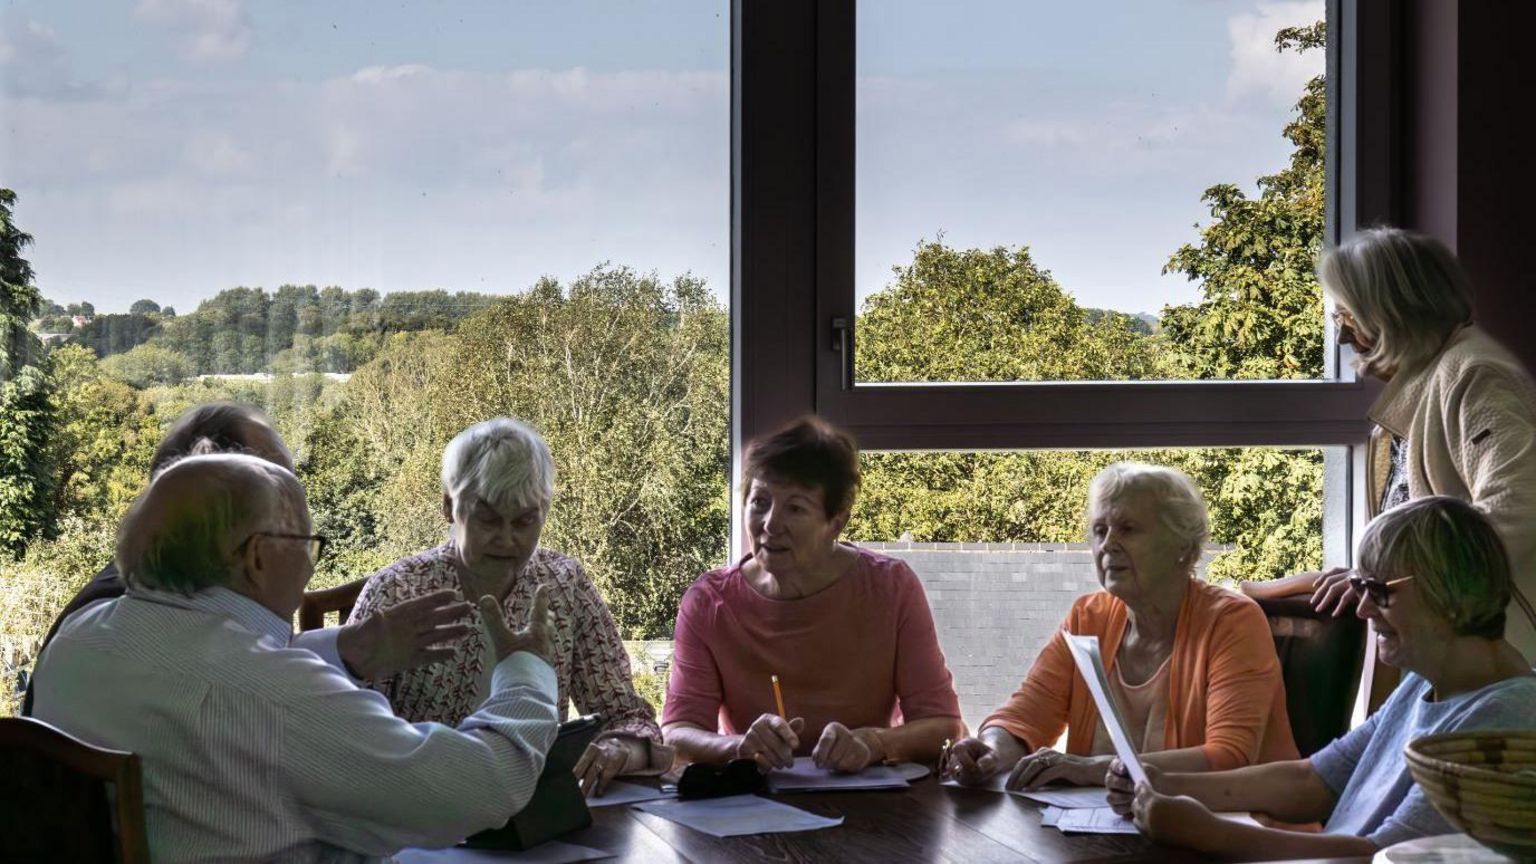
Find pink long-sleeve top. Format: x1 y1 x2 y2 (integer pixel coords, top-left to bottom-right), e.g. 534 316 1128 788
662 545 962 753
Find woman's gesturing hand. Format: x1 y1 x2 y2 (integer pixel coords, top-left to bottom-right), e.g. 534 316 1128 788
942 737 1001 786
736 713 804 770
1004 747 1112 790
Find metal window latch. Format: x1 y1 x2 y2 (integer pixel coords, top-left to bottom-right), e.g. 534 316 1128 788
831 317 852 391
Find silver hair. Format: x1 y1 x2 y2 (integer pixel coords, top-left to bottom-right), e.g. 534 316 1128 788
1318 227 1474 378
1357 496 1509 639
1085 462 1210 563
117 453 303 595
441 417 556 520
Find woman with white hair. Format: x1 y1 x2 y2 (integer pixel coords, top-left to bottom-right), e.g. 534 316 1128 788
945 463 1297 789
1300 228 1536 662
348 417 670 796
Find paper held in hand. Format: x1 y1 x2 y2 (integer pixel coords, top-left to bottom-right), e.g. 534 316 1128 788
1063 634 1148 787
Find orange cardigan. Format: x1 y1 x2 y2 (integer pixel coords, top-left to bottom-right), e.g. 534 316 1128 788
982 580 1298 770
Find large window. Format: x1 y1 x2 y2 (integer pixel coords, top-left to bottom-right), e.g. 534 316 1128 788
856 1 1331 385
732 0 1386 556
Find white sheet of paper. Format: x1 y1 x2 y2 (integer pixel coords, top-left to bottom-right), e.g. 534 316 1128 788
1063 634 1148 787
1053 806 1139 835
633 794 844 838
393 841 612 863
940 775 1109 809
585 780 677 808
1015 786 1112 809
765 757 910 793
1039 806 1063 828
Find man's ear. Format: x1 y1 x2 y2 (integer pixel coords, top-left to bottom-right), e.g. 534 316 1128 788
443 494 455 524
240 534 267 592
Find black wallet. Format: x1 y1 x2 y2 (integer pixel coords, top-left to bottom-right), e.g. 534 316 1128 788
463 713 605 851
676 758 766 799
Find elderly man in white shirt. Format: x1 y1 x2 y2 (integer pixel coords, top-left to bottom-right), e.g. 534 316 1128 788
31 452 562 863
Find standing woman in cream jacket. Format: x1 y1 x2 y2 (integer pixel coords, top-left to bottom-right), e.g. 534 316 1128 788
1306 228 1536 663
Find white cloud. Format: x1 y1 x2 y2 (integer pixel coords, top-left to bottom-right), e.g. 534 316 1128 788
135 0 252 62
4 63 730 310
0 14 104 99
1226 1 1325 106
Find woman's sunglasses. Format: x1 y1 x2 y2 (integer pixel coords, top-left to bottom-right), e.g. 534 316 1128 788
1348 574 1415 607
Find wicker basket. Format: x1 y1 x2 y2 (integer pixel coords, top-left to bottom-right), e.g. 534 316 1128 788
1404 730 1536 860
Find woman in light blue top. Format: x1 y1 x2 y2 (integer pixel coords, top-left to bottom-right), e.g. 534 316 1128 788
1106 496 1536 860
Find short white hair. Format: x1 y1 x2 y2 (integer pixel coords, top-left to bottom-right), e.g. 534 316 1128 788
1318 227 1474 378
1085 462 1209 558
441 417 556 519
118 453 302 594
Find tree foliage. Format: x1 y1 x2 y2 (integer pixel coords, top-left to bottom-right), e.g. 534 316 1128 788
1 189 54 556
100 342 196 388
1158 22 1327 381
858 240 1157 382
153 285 501 374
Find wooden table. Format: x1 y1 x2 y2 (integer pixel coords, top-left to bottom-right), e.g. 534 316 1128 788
555 775 1373 863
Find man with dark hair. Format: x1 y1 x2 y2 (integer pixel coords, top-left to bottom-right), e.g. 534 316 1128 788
24 401 465 715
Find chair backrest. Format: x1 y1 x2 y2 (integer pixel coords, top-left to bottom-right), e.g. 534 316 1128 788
1246 591 1367 757
0 717 150 864
297 578 367 632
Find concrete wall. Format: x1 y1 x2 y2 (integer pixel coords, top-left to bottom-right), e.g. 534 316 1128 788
630 542 1225 732
865 542 1104 729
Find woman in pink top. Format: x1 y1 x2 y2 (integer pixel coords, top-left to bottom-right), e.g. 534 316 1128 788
661 416 964 773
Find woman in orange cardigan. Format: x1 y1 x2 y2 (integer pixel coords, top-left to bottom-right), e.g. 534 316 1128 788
945 463 1298 790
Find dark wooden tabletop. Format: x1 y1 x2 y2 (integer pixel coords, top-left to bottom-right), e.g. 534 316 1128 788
558 775 1374 864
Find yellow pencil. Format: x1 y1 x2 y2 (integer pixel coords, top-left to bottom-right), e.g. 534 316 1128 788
771 674 786 718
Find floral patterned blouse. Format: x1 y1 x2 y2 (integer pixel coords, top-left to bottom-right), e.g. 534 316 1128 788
348 542 668 765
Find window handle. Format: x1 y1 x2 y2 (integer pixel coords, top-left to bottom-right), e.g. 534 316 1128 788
831 317 852 391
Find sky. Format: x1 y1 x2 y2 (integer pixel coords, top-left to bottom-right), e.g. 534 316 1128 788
1 0 1322 316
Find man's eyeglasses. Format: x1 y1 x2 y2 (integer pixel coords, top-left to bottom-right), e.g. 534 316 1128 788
1348 574 1414 607
240 532 328 562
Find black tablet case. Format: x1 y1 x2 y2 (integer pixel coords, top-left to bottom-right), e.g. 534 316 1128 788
462 713 604 851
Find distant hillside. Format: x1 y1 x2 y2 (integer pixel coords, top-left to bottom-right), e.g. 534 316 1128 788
1084 307 1157 335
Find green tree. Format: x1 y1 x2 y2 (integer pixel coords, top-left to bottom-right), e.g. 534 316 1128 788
857 240 1157 382
101 343 196 387
129 299 162 316
1 189 55 556
1158 23 1327 381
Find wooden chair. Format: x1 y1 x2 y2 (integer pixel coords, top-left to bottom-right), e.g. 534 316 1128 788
0 716 150 863
1241 587 1367 757
297 578 368 632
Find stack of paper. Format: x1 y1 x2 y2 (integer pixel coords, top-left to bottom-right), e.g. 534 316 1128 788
633 794 844 838
1047 806 1139 834
765 757 910 793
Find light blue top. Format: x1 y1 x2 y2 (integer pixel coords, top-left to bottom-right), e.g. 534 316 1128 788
1311 670 1536 848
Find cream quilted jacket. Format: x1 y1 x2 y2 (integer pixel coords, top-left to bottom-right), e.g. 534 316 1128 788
1367 325 1536 661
